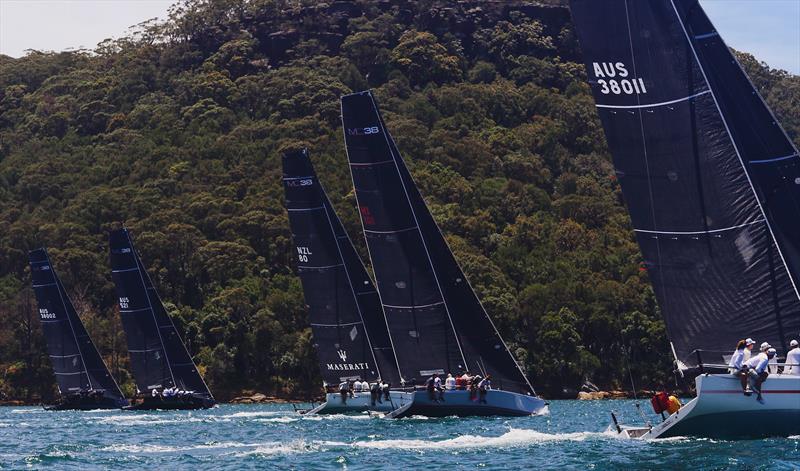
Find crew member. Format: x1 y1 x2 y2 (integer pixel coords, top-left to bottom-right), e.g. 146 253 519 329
746 347 775 403
786 340 800 376
425 375 436 401
370 381 381 405
743 338 756 361
729 339 749 393
445 373 456 390
339 380 350 404
353 377 363 393
478 375 492 404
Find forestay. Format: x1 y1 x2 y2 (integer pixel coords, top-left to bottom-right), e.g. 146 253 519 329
109 229 212 397
282 148 401 386
569 0 800 367
29 248 126 402
341 91 535 395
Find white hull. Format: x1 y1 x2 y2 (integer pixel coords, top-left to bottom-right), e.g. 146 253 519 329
616 373 800 439
303 391 412 414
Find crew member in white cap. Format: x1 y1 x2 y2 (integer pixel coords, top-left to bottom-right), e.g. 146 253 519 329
786 340 800 376
743 338 756 361
746 347 776 403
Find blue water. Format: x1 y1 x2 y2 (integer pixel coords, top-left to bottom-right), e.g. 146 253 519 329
1 400 798 470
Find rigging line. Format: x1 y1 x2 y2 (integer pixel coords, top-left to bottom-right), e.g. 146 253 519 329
372 99 469 372
340 95 405 384
320 174 382 380
669 0 800 307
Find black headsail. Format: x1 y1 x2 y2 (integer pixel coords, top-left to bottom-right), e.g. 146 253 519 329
569 0 800 367
341 91 536 395
109 229 212 398
282 148 401 387
28 248 127 404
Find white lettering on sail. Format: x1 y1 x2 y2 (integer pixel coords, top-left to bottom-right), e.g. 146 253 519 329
325 362 369 371
296 246 312 262
119 297 129 309
39 308 56 319
592 61 647 96
347 127 380 136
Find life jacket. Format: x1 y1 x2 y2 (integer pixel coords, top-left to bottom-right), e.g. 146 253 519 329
651 391 670 414
666 395 681 414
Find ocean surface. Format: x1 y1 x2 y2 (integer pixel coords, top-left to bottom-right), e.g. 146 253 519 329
1 399 798 470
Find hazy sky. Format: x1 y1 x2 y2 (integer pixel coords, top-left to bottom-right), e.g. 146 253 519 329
0 0 798 74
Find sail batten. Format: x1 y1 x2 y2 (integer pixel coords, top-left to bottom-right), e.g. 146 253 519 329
569 0 800 365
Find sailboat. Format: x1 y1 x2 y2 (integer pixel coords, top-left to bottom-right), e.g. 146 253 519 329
28 248 128 410
109 228 215 410
340 91 547 418
282 148 412 414
569 0 800 438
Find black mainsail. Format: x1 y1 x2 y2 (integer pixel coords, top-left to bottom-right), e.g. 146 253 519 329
569 0 800 367
282 148 401 387
109 229 213 399
28 248 127 406
341 91 536 395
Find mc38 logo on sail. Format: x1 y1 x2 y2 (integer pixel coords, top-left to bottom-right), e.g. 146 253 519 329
347 126 380 136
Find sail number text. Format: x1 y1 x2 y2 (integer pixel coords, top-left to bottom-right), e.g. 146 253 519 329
296 246 312 262
119 297 129 309
39 308 56 319
592 62 647 95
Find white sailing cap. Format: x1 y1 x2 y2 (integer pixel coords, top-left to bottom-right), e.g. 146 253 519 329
760 342 771 350
745 338 755 346
767 348 777 355
791 340 799 347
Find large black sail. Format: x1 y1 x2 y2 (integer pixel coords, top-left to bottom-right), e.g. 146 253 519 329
342 91 535 394
29 248 127 403
109 229 212 397
569 0 800 366
282 148 401 387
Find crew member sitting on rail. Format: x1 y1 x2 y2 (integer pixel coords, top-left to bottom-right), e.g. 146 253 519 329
478 375 492 404
743 338 756 361
338 380 350 404
444 373 455 390
729 339 749 393
361 379 370 392
786 340 800 376
746 347 775 403
460 372 472 390
425 375 436 401
434 374 445 401
152 388 160 398
381 381 391 401
353 377 363 393
370 381 381 405
455 373 466 390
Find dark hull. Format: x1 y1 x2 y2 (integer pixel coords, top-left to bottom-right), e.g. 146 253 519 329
44 396 127 411
124 395 215 411
386 390 547 418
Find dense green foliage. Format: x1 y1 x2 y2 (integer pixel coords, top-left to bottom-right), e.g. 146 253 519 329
1 0 798 401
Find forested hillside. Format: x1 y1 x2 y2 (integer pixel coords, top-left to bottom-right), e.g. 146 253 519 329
1 0 798 401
